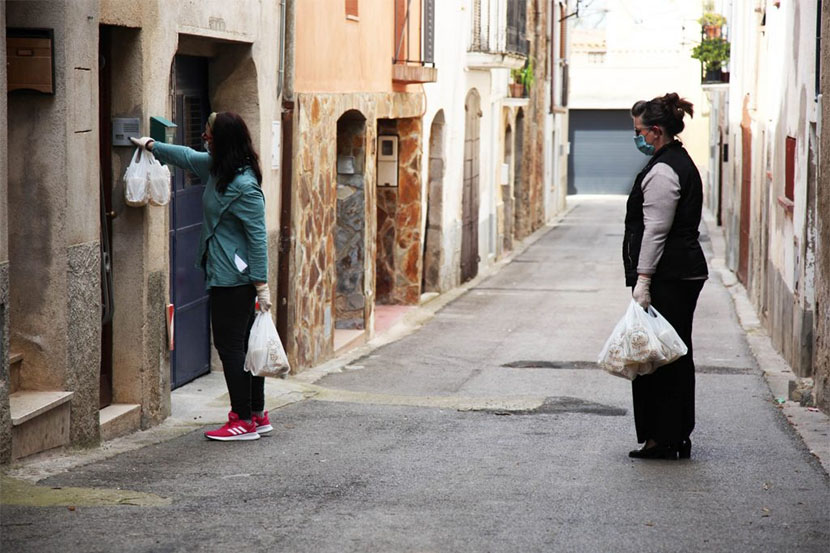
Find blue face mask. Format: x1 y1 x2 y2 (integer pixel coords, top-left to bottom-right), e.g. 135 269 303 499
634 135 655 156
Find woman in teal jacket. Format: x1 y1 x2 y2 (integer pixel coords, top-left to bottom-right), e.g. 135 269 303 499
132 112 273 441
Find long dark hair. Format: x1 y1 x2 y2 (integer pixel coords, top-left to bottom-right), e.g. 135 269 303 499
209 111 263 193
630 93 694 137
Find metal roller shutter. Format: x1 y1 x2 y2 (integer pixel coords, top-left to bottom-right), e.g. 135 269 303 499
567 109 647 194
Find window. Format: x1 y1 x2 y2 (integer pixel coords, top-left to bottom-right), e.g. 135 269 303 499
346 0 358 19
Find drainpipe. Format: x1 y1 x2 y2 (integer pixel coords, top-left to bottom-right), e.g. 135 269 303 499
277 0 295 343
277 0 286 100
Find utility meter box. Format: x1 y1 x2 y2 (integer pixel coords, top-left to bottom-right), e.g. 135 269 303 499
150 116 177 145
377 135 398 187
112 118 140 146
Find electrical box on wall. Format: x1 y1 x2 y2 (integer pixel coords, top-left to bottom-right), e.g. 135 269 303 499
112 118 140 146
377 135 398 187
7 29 54 94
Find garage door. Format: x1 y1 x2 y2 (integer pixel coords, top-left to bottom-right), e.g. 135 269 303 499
568 110 647 194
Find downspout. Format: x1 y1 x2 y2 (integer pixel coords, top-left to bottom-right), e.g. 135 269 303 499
277 0 295 345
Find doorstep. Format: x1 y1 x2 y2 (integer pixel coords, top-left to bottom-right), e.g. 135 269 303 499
9 391 74 460
99 404 141 442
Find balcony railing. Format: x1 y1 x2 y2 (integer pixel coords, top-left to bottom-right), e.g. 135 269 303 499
393 0 437 84
469 0 529 57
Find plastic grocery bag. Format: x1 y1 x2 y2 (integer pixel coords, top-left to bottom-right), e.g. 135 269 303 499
244 312 290 378
147 156 171 206
597 299 688 380
123 147 151 206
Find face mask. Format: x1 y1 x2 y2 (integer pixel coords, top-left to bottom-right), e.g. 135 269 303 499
634 134 655 156
204 141 211 154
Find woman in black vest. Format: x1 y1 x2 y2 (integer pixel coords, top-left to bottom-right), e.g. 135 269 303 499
623 93 709 460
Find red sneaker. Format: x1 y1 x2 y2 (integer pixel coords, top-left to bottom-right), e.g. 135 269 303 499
205 412 260 441
252 411 273 434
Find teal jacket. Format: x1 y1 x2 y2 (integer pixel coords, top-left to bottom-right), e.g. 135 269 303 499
152 142 268 289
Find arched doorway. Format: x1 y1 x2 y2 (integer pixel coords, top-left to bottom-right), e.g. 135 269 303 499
335 110 367 330
513 108 525 241
423 111 445 293
461 90 481 283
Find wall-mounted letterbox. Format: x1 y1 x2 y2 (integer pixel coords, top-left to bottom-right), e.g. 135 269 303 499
150 116 177 145
7 29 54 94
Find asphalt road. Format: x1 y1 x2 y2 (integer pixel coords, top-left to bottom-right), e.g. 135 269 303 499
2 197 828 553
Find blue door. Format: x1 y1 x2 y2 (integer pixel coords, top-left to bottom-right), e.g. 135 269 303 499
170 56 211 389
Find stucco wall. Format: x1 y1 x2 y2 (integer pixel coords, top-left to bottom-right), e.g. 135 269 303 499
6 0 100 444
815 1 830 412
295 0 419 94
721 0 819 377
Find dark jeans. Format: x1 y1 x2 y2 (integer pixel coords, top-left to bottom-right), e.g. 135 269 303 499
632 278 705 445
209 284 264 421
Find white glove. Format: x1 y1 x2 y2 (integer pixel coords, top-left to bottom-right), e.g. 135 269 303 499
632 275 651 309
129 136 155 150
255 283 272 313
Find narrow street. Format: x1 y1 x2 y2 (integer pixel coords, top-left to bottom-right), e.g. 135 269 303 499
2 198 828 552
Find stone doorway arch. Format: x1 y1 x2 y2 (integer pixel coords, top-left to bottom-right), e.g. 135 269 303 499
335 110 367 330
422 110 445 293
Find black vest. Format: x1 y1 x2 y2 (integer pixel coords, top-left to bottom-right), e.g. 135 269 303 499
623 141 708 287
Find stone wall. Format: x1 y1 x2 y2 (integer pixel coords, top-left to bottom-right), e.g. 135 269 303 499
391 118 423 304
0 262 9 464
290 92 423 369
814 0 830 413
66 242 101 446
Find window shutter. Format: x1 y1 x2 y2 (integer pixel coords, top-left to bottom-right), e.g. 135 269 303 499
346 0 358 18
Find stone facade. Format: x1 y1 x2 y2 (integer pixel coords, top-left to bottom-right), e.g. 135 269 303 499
288 92 424 370
514 3 550 241
815 0 830 413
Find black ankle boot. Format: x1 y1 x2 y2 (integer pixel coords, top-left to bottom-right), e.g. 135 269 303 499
678 439 691 459
629 443 678 460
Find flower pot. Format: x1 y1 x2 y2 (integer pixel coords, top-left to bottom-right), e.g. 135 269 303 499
704 68 722 83
703 24 722 39
509 83 525 98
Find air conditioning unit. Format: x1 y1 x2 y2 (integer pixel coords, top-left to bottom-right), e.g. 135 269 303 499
377 135 398 187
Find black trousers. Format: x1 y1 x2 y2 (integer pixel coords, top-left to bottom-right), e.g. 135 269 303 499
209 284 264 421
632 278 705 445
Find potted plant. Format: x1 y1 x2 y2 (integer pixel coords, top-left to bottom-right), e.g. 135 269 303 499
510 59 534 98
691 37 731 82
699 12 726 38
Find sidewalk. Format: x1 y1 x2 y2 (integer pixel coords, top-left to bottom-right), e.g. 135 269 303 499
5 199 828 482
701 208 830 475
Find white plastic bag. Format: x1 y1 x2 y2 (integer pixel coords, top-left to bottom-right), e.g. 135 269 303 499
123 147 151 206
597 299 688 380
147 156 171 206
244 312 290 378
